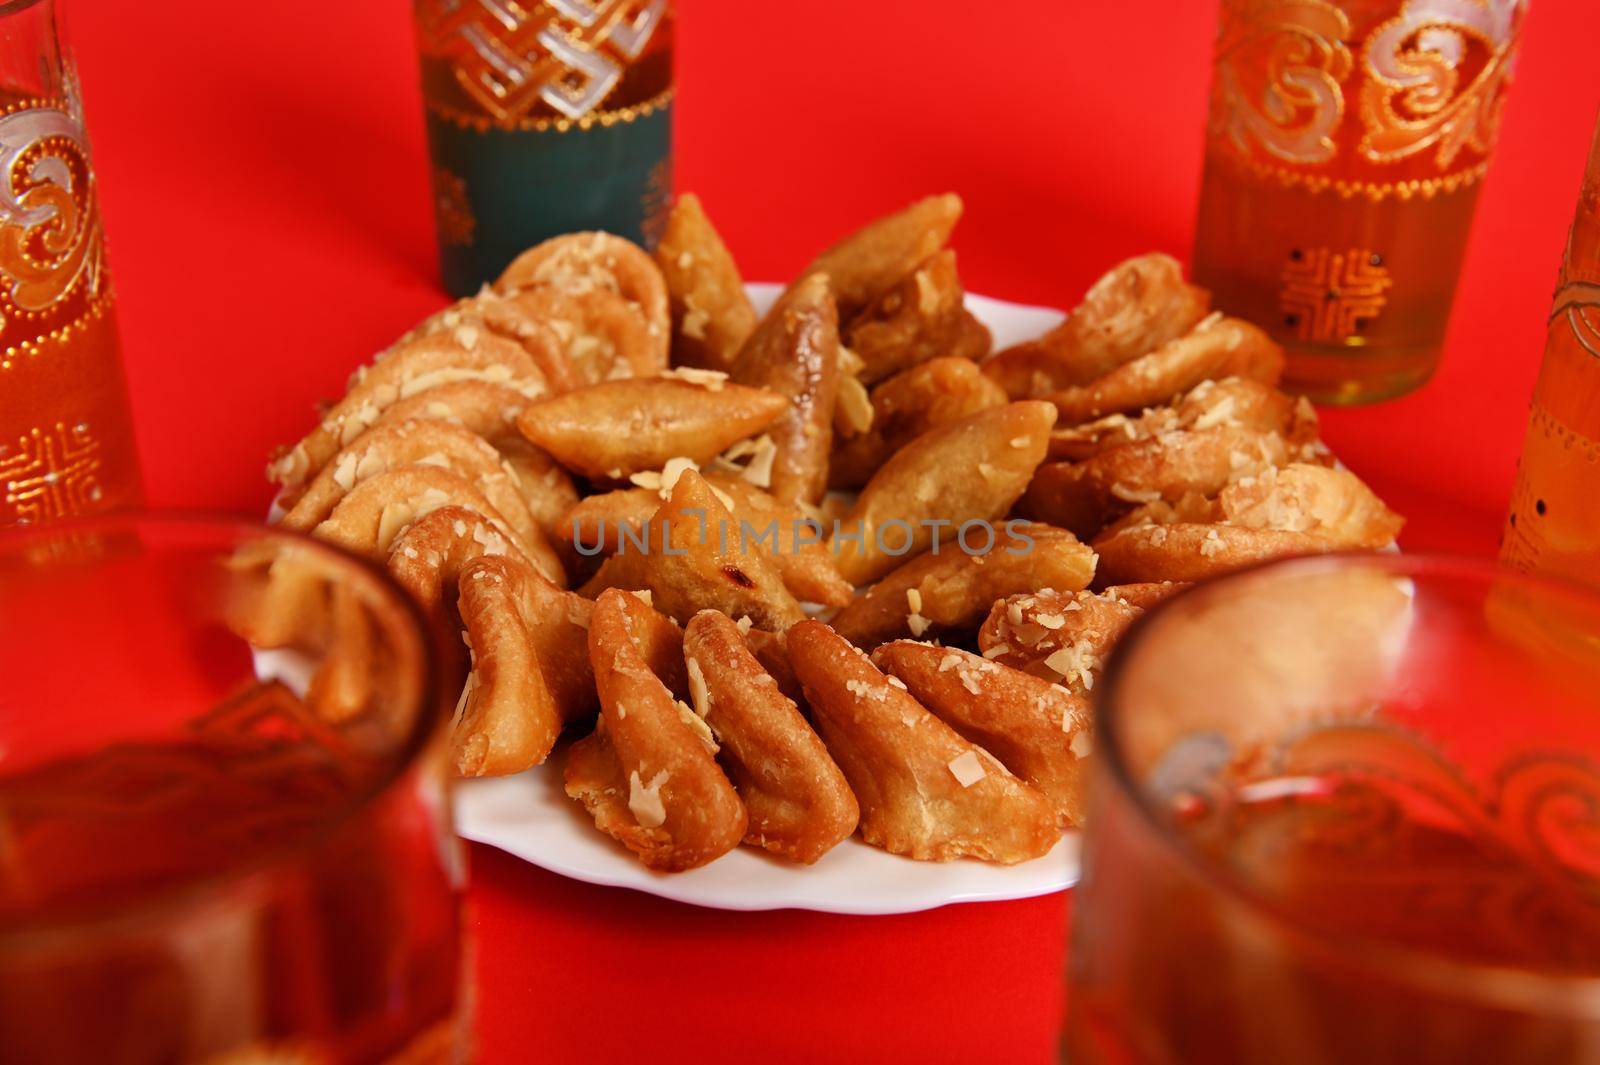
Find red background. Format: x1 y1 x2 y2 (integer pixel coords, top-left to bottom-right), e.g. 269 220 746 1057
69 1 1599 1061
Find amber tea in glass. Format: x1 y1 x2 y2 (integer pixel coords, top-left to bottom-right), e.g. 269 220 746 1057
0 517 467 1064
1065 555 1600 1065
1193 0 1528 404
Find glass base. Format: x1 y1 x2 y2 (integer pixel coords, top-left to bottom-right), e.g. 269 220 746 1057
1281 340 1440 406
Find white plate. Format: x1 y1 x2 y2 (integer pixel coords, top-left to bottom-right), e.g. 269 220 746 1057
456 284 1078 914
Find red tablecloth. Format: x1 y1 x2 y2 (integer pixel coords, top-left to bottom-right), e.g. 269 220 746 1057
70 2 1599 1061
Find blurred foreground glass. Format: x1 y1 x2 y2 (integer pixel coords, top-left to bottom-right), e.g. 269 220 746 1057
0 0 142 525
413 0 674 296
0 516 467 1064
1065 555 1600 1065
1193 1 1527 405
1501 112 1600 586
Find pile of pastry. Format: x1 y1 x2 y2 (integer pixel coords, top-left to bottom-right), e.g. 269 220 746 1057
247 193 1402 872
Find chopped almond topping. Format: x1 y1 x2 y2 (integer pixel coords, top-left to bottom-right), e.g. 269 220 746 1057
947 751 986 788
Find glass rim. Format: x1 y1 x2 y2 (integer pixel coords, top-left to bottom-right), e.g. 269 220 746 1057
1095 551 1600 1015
0 510 450 949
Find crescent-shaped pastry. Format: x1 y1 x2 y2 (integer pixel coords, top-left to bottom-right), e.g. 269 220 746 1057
982 253 1211 398
785 620 1057 864
503 284 664 384
829 522 1097 650
831 356 1008 491
1092 465 1404 584
1046 314 1285 425
832 401 1056 585
310 465 530 564
372 380 580 545
268 325 557 494
387 504 531 631
655 192 758 373
1047 375 1304 463
872 641 1091 828
844 249 972 386
401 292 578 393
580 470 805 632
564 589 747 871
729 271 841 505
976 583 1186 695
1021 424 1290 539
560 471 854 608
798 193 963 316
281 418 564 584
515 375 789 481
683 610 859 863
496 231 670 365
453 554 598 776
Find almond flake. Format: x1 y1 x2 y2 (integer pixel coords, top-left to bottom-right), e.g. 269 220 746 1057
628 769 670 828
947 751 987 788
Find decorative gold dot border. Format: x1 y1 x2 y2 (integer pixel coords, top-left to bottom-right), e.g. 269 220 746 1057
1214 148 1492 203
425 85 675 134
0 283 114 373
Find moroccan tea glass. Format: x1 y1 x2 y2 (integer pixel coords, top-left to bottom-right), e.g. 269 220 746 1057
0 0 142 525
1193 1 1528 404
1065 554 1600 1065
0 515 467 1065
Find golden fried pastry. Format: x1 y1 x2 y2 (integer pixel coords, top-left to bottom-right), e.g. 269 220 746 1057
281 418 539 544
832 401 1056 585
310 465 526 563
729 272 841 505
743 624 806 707
655 192 757 372
565 589 747 871
977 583 1185 694
845 250 972 385
515 374 789 482
372 380 580 544
581 470 806 631
1021 424 1290 538
872 641 1091 827
683 610 858 863
387 505 529 629
950 308 993 362
268 326 558 495
830 356 1008 490
561 470 853 607
830 522 1097 650
1046 375 1307 463
454 555 597 775
982 253 1212 398
496 231 670 364
1093 464 1405 584
1046 315 1284 424
303 580 381 725
785 620 1058 864
403 291 578 391
503 284 663 385
800 193 963 315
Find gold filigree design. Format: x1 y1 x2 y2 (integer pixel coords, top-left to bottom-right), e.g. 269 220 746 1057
0 420 103 525
1216 147 1491 201
0 93 108 361
1359 0 1526 168
424 83 673 134
416 0 667 124
432 167 476 247
1210 0 1354 165
1280 246 1393 341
